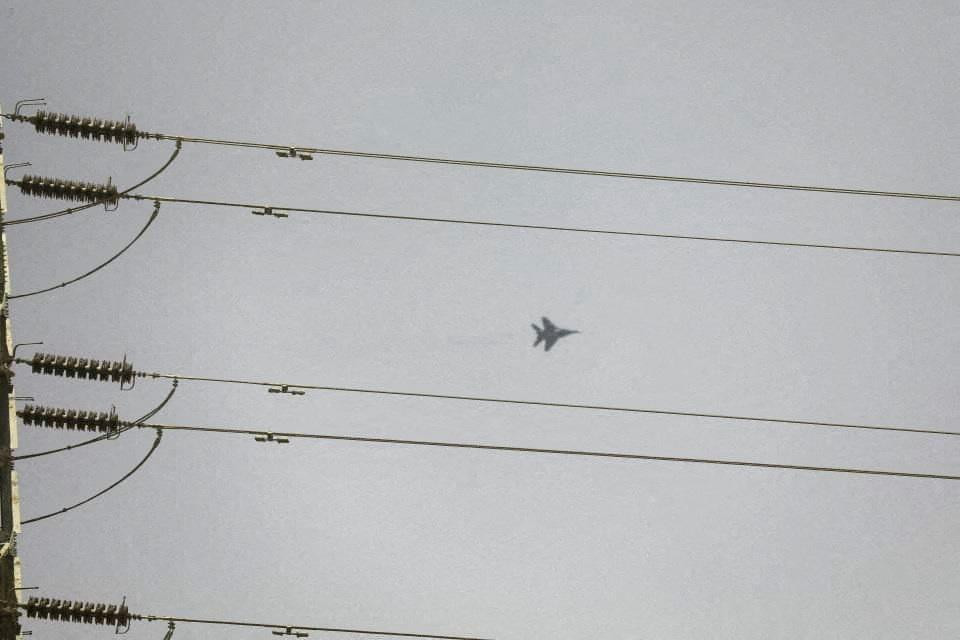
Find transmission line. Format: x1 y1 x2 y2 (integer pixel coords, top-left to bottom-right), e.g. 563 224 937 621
139 615 491 640
131 370 958 439
4 107 959 202
13 379 178 461
8 176 959 257
140 422 960 482
128 193 956 258
19 595 492 640
16 354 960 439
8 200 161 299
2 141 181 226
149 135 960 203
21 427 162 525
19 390 958 482
18 381 178 522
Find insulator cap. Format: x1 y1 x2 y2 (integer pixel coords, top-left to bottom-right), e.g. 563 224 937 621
15 174 119 205
18 404 121 432
28 110 140 146
29 352 135 385
24 596 131 627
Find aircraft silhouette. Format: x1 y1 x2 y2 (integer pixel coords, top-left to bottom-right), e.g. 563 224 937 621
531 317 579 351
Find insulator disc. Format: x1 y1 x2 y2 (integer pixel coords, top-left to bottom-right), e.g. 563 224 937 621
18 404 121 431
29 352 136 385
16 175 118 205
24 596 129 626
30 110 140 146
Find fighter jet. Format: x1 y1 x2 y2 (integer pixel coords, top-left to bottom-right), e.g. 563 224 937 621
531 317 579 352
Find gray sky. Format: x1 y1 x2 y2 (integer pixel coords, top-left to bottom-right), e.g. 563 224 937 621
2 1 959 638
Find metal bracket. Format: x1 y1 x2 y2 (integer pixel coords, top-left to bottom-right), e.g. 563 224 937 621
5 343 43 383
122 115 138 152
119 354 136 391
13 99 46 118
11 342 42 360
114 596 131 634
3 162 30 180
104 406 122 440
0 532 14 559
103 177 119 212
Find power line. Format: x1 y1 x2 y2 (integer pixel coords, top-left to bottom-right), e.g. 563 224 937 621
139 614 492 640
21 428 162 525
13 379 178 461
18 595 492 640
6 108 959 202
15 355 959 439
150 133 960 203
8 177 959 257
135 370 960 439
1 141 181 226
127 193 959 259
8 200 161 299
141 422 960 482
17 381 177 522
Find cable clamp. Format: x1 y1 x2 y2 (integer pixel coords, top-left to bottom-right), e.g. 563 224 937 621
267 384 303 395
3 162 31 180
275 148 313 161
251 207 288 219
254 432 290 444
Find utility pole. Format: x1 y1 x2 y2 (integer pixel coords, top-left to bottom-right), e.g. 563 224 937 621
0 103 25 640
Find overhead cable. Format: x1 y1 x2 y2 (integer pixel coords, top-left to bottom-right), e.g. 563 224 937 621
142 422 960 482
20 593 491 640
128 193 958 259
140 615 492 640
1 140 180 226
17 382 178 521
17 355 957 438
8 200 161 299
13 379 178 461
5 107 958 202
21 427 163 525
146 134 960 203
137 371 960 439
9 170 958 256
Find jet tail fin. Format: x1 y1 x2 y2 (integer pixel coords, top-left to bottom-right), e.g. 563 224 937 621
531 324 543 347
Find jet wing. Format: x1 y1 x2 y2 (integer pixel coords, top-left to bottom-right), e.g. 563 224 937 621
543 334 559 351
541 317 556 331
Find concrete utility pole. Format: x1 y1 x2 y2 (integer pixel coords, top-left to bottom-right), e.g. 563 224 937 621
0 103 25 640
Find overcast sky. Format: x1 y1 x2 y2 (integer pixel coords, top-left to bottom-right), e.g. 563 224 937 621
2 1 959 638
